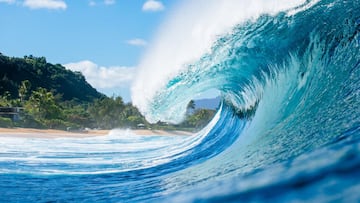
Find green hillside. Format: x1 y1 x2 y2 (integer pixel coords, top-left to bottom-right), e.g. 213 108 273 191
0 52 215 131
0 53 104 102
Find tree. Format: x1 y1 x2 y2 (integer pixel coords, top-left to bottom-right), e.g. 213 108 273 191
185 109 215 129
0 91 12 107
25 87 62 120
186 100 196 115
18 80 31 104
122 103 146 127
0 53 104 102
88 96 126 129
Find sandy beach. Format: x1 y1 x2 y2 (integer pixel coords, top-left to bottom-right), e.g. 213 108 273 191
0 127 193 138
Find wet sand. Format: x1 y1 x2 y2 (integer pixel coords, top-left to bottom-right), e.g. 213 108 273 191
0 128 193 138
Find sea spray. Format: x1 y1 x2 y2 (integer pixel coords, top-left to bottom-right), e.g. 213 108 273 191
1 0 360 202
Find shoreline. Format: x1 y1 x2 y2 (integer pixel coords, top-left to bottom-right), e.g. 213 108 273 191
0 127 193 138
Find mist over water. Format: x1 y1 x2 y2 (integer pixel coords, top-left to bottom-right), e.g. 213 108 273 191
1 0 360 202
131 0 308 122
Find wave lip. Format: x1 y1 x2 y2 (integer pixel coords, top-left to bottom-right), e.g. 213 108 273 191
131 0 309 123
130 0 360 201
1 0 360 202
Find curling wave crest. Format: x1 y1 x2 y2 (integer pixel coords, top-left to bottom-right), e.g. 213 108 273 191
1 0 360 202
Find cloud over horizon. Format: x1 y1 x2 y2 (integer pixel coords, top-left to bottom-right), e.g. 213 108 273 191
23 0 67 10
142 0 164 12
63 60 134 90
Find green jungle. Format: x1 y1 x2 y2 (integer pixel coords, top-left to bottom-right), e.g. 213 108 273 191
0 52 216 131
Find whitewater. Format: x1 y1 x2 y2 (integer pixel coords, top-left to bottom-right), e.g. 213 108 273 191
1 0 360 202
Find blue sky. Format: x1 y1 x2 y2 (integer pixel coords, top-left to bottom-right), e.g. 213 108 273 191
0 0 180 101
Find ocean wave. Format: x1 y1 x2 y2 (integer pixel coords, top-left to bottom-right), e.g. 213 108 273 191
1 0 360 202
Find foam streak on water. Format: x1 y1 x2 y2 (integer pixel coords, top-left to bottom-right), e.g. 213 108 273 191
1 0 360 202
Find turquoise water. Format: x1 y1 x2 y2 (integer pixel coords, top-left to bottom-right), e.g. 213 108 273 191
1 0 360 202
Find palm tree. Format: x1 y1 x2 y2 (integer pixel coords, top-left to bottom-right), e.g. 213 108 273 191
18 80 31 104
186 100 196 115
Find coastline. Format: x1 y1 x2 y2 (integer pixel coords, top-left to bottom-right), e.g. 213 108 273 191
0 127 193 138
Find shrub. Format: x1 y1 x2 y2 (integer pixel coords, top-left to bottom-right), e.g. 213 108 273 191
0 117 13 128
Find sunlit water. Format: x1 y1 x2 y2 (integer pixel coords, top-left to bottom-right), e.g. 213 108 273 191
1 0 360 202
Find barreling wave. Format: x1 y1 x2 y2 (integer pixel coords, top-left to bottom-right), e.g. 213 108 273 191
132 0 312 123
131 0 360 201
1 0 360 202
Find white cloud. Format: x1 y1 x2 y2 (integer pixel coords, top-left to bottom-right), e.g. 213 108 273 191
23 0 67 10
0 0 16 4
104 0 115 5
64 60 134 101
88 0 115 7
89 0 96 6
126 38 147 47
142 0 164 12
63 60 134 89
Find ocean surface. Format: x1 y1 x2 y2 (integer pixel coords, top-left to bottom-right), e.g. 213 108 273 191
1 0 360 202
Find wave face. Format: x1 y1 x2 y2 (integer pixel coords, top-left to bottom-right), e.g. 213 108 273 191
1 0 360 202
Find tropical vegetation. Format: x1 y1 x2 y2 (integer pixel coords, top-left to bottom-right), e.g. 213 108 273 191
0 53 216 131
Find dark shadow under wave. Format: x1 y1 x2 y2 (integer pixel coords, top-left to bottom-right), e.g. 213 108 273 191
1 0 360 202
